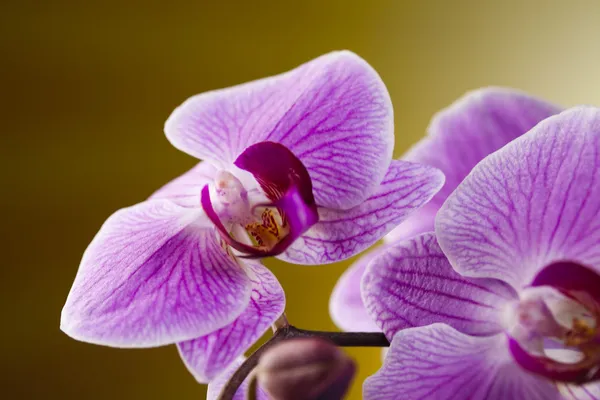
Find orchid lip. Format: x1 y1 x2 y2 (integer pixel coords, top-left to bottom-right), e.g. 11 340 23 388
200 141 319 259
507 261 600 383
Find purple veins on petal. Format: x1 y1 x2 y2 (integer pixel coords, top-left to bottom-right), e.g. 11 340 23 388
361 105 600 399
361 233 517 339
280 160 445 265
63 50 405 386
386 88 561 243
177 261 285 383
436 106 600 289
60 199 252 347
165 50 394 210
363 324 561 400
405 87 562 212
329 88 559 334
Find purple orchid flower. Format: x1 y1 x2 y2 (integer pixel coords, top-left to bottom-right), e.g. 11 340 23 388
362 107 600 399
330 88 562 332
60 51 444 383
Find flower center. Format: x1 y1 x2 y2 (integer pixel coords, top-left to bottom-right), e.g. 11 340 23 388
506 261 600 383
506 287 598 359
209 170 290 253
200 141 319 259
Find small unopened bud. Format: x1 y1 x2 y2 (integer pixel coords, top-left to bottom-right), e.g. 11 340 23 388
256 338 356 400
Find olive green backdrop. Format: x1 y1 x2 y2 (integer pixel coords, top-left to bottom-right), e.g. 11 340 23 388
3 1 600 399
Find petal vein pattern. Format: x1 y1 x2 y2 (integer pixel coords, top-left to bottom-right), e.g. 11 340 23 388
363 324 561 400
362 233 517 339
165 51 394 209
61 200 252 347
280 160 444 264
436 107 600 288
177 262 285 382
405 87 562 210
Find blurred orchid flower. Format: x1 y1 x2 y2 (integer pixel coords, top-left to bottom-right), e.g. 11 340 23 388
362 108 600 399
330 88 561 332
60 51 444 382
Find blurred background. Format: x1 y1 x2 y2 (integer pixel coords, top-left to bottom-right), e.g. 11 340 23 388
3 1 600 399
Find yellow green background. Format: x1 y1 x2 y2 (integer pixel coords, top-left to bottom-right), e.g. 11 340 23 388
3 1 600 399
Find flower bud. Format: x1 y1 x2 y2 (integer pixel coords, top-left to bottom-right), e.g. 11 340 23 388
256 338 355 400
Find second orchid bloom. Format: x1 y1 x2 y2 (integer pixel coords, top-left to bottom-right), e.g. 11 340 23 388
349 91 600 398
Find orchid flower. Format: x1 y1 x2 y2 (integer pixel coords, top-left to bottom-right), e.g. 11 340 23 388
60 51 444 383
362 107 600 399
330 88 562 332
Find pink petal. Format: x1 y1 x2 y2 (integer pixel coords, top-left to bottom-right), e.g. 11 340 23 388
385 88 560 246
363 324 561 400
280 160 444 264
177 262 285 382
437 107 600 289
61 200 251 347
165 51 394 210
362 233 517 339
405 87 561 213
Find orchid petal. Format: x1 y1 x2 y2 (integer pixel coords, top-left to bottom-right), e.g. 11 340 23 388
406 87 561 210
149 161 217 207
234 141 316 208
559 383 600 400
363 324 561 400
165 51 394 210
177 261 285 383
384 89 559 246
280 160 444 264
362 233 517 339
436 107 600 289
329 247 385 332
61 200 251 347
207 357 269 400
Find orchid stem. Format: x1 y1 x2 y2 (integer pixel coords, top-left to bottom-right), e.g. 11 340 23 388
216 325 389 400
